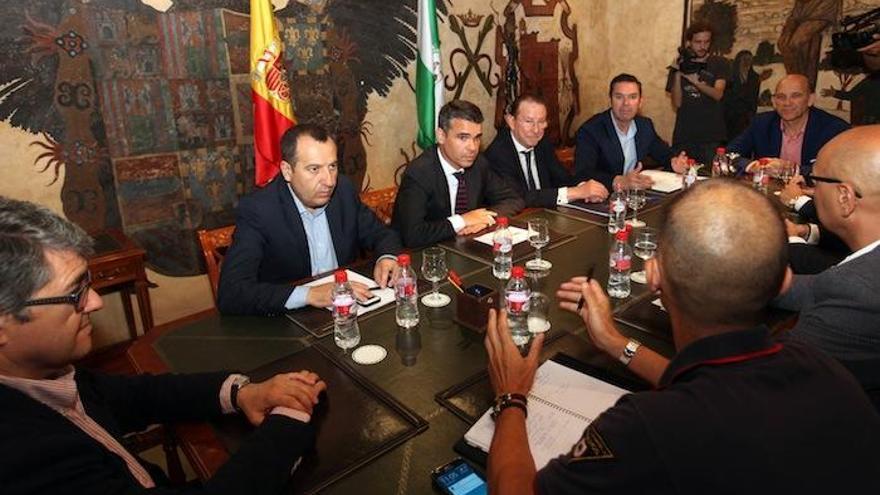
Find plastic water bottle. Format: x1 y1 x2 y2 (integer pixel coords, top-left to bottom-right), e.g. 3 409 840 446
711 147 729 177
607 184 627 234
332 270 361 350
682 158 699 189
395 253 420 328
505 266 531 346
608 229 632 299
492 217 513 280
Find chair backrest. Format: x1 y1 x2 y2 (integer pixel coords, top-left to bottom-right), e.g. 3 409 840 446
555 146 575 173
197 225 236 301
359 186 398 225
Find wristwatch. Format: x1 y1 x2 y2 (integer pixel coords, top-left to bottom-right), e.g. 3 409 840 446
619 339 641 366
230 375 251 413
491 393 528 420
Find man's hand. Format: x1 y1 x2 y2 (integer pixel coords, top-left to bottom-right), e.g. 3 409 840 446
779 173 813 206
568 180 609 203
485 309 544 397
614 163 654 190
307 281 372 307
236 371 327 426
785 219 810 239
857 35 880 56
557 277 627 357
373 257 399 289
461 208 497 228
670 151 689 174
682 72 701 85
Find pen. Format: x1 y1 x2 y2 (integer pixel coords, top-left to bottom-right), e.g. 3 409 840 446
576 264 596 313
447 270 465 293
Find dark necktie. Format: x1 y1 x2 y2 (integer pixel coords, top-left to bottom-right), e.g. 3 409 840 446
521 150 536 191
453 171 469 214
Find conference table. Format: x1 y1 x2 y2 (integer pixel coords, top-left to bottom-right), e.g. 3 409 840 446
128 193 792 494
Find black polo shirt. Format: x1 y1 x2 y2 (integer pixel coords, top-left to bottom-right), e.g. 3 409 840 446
535 326 880 494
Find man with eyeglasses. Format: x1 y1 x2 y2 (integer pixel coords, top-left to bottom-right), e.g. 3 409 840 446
486 93 608 208
0 197 326 494
773 125 880 410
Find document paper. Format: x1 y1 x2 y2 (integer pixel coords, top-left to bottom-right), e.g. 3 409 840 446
463 360 628 469
473 226 530 247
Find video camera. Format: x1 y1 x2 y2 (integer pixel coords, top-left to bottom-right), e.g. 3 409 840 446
829 7 879 70
675 46 708 75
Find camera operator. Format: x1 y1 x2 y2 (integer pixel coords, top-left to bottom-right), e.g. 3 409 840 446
666 21 729 166
823 26 880 126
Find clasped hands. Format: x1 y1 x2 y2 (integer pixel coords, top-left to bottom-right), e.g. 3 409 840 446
236 371 327 426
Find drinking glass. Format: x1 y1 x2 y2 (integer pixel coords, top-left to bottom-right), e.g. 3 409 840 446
525 218 552 271
420 247 451 307
778 160 797 185
626 185 647 228
527 292 551 334
630 227 658 284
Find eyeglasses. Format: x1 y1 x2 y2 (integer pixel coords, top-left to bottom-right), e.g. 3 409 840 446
803 173 863 199
23 271 92 312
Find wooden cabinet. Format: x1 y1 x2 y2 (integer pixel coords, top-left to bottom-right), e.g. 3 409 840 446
89 230 154 339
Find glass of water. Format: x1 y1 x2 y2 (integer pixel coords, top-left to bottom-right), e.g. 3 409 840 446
420 247 451 307
631 227 657 284
525 218 552 271
528 292 551 334
626 185 647 228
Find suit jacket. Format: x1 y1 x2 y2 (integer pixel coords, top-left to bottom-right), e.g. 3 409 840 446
727 106 850 175
391 146 524 248
774 246 880 396
0 369 315 495
218 175 402 316
484 127 576 208
573 110 675 191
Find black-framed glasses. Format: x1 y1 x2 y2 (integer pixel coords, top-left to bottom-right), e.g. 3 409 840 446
23 271 92 312
803 173 863 199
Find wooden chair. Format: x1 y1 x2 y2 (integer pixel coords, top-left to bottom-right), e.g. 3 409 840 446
359 186 398 225
196 225 236 302
555 146 575 173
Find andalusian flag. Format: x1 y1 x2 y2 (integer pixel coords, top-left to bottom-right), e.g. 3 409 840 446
251 0 296 187
416 0 443 149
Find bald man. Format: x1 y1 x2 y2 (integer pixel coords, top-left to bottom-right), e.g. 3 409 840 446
484 180 880 494
728 74 849 176
773 126 880 407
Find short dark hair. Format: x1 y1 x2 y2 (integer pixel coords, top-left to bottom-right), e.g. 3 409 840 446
438 100 483 131
608 73 642 97
280 124 334 165
685 21 713 41
0 197 94 322
507 93 548 117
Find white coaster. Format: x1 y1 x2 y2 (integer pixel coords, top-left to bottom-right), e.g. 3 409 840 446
630 271 647 284
351 345 387 365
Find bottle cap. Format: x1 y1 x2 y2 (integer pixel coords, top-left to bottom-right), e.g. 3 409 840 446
615 229 629 241
511 266 525 278
397 253 411 266
687 158 696 165
716 147 726 154
334 270 348 283
497 217 508 227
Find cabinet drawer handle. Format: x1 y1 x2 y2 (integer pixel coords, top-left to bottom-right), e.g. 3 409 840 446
97 267 124 281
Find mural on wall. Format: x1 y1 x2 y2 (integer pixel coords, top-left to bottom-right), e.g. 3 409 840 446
0 0 443 276
687 0 876 124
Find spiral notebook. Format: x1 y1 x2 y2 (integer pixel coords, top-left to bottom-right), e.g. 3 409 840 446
463 359 629 470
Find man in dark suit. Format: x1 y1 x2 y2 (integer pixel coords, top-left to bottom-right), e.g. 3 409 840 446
773 125 880 408
729 74 849 176
218 125 402 316
486 94 608 208
392 100 524 248
0 197 326 495
574 74 688 192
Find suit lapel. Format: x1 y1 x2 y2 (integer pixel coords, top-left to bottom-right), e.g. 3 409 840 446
325 189 345 263
432 149 453 215
504 129 529 187
603 112 626 175
275 177 312 275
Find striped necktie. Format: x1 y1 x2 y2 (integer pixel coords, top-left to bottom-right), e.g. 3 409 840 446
521 150 536 191
453 171 469 214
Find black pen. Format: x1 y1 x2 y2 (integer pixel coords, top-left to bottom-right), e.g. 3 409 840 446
576 264 596 313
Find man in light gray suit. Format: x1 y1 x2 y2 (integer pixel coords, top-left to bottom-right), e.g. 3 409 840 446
774 125 880 407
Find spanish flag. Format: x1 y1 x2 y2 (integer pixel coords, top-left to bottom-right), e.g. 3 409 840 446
250 0 296 187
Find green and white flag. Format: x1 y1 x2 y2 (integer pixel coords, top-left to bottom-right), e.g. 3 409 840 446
416 0 443 149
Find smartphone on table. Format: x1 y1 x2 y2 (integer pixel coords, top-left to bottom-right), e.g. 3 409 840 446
431 458 487 495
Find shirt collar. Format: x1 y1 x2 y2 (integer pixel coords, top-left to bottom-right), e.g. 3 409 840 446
838 238 880 266
780 112 809 138
287 183 327 217
609 110 637 139
437 148 461 178
510 132 533 154
0 367 79 411
658 326 780 388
